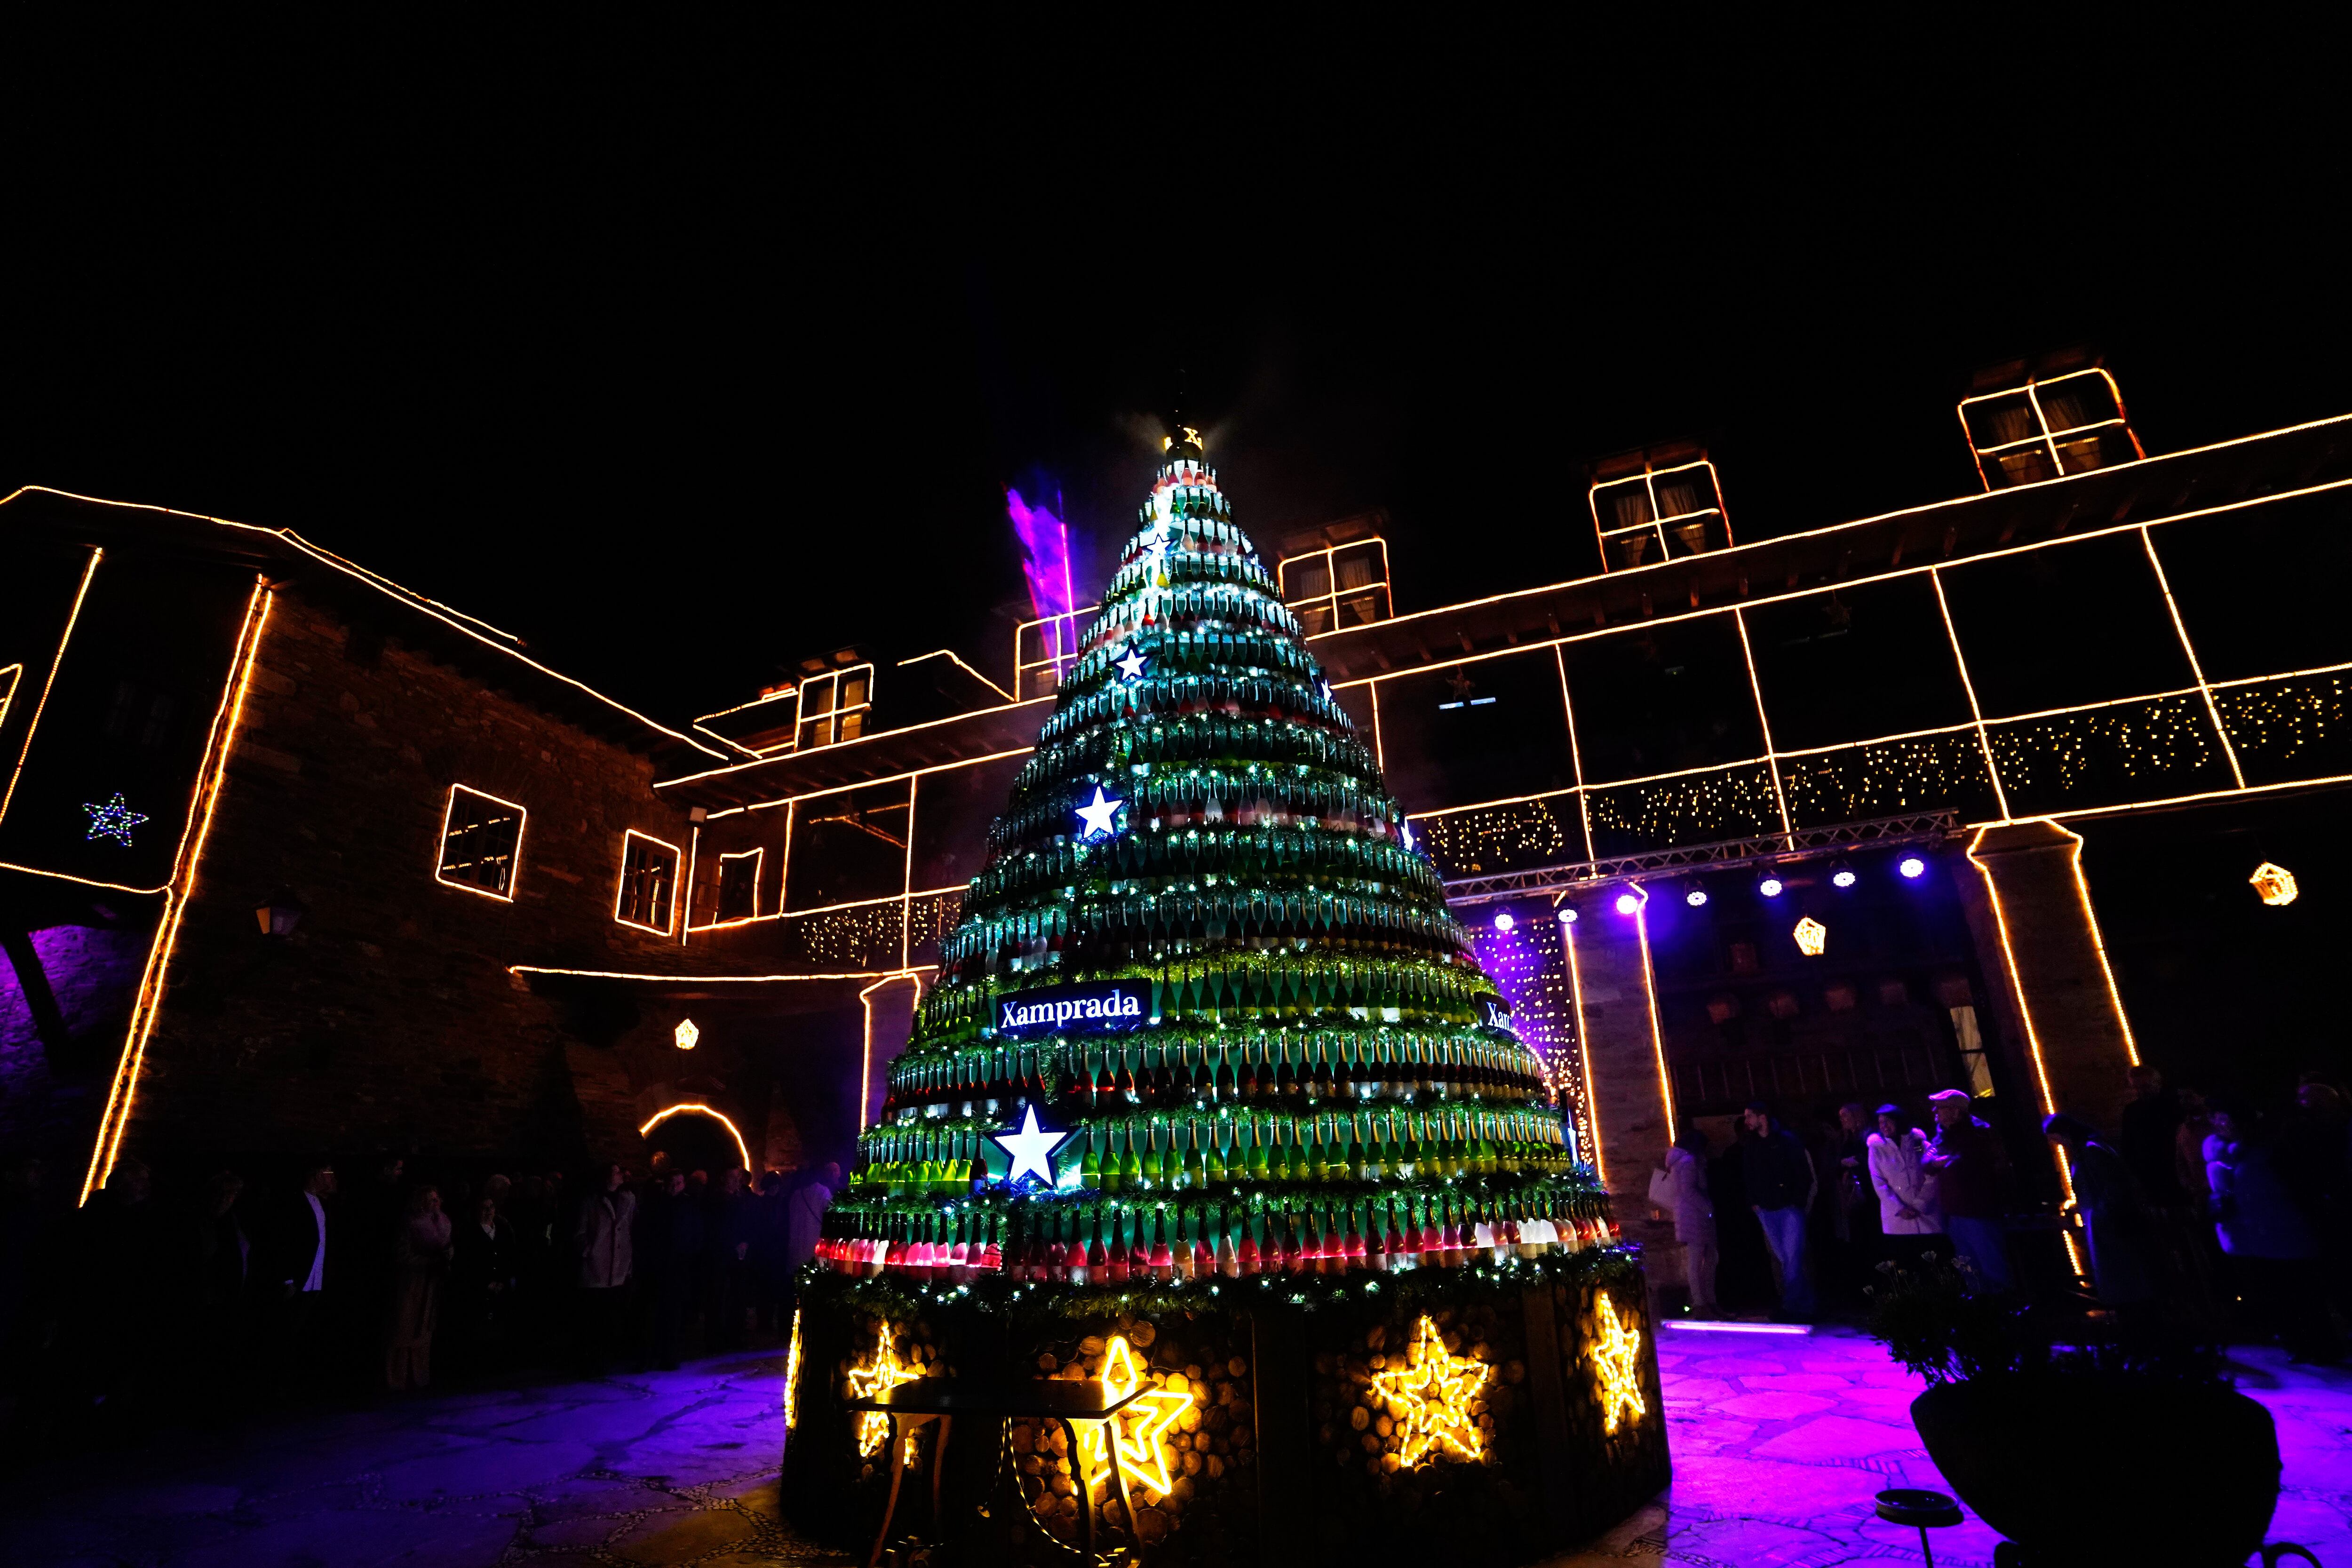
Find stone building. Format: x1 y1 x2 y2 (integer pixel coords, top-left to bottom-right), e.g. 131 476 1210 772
8 361 2352 1296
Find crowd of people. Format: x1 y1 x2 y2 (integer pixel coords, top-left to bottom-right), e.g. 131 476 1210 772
1652 1065 2352 1361
0 1146 841 1454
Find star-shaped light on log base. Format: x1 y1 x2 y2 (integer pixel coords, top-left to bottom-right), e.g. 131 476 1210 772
992 1104 1075 1186
1074 784 1123 841
1076 1334 1194 1500
83 793 148 846
1589 1291 1646 1435
845 1321 921 1457
1371 1314 1492 1467
1114 645 1149 681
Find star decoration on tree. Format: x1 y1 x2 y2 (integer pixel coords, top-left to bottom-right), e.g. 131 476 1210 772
1589 1291 1647 1435
82 793 149 846
992 1104 1076 1186
1399 819 1419 855
1076 1335 1195 1499
845 1321 922 1456
1114 645 1150 682
1371 1314 1493 1467
1074 784 1124 840
1319 679 1335 703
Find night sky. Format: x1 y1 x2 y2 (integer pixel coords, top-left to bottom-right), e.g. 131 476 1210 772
5 28 2341 725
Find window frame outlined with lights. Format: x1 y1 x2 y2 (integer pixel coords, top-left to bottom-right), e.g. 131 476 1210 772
614 828 683 935
796 664 874 750
434 784 528 902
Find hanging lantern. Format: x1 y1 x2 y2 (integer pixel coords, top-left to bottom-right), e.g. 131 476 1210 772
2250 862 2300 907
674 1018 701 1051
1793 915 1828 957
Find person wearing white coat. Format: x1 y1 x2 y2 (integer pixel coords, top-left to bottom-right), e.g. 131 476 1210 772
1867 1105 1941 1265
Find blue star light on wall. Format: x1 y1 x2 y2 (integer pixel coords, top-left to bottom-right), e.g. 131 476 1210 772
1075 784 1124 841
83 793 149 846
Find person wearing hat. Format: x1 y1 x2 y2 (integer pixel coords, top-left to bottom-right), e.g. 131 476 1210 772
1922 1089 2014 1291
1867 1104 1940 1269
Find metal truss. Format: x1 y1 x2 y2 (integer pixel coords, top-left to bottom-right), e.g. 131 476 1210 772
1439 811 1961 906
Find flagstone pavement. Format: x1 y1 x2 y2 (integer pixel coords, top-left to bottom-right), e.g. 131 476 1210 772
3 1326 2349 1567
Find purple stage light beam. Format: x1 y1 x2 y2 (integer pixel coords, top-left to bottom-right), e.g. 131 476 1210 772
1007 487 1079 676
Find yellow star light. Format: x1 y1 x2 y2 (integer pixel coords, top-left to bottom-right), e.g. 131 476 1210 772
1076 1334 1195 1500
1370 1315 1493 1467
845 1321 921 1457
783 1308 804 1429
1590 1291 1646 1435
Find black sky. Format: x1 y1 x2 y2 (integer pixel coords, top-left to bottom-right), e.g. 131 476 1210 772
4 23 2344 724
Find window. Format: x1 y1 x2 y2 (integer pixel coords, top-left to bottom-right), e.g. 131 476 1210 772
716 848 763 923
796 664 874 749
615 829 683 934
1959 368 2143 492
1588 460 1731 572
1279 539 1393 636
437 785 527 900
0 663 20 732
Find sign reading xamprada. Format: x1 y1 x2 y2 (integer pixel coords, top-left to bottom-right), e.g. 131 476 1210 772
993 979 1152 1036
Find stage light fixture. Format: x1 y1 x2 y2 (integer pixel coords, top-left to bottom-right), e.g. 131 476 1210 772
1757 873 1786 898
1493 911 1516 932
1615 891 1640 915
1557 907 1577 924
1685 887 1708 907
1898 855 1927 880
1830 861 1858 889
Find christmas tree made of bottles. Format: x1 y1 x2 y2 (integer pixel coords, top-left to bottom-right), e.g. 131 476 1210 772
819 428 1614 1293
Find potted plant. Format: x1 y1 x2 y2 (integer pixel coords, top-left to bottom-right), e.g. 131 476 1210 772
1865 1253 2299 1567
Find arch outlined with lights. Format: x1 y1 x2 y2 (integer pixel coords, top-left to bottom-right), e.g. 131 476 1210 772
638 1102 752 1171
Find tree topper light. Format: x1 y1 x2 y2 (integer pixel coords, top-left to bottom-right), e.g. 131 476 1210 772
1075 784 1124 841
82 793 149 846
992 1104 1076 1186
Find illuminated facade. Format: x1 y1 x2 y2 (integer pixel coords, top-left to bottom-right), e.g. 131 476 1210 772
9 382 2352 1274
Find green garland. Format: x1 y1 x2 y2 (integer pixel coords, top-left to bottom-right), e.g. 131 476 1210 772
797 1242 1645 1328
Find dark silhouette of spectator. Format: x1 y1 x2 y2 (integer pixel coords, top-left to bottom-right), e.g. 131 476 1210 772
0 1155 55 1410
751 1170 795 1333
64 1157 166 1435
1867 1104 1940 1267
257 1160 336 1401
385 1186 451 1391
2043 1114 2163 1309
1661 1124 1716 1314
2119 1065 2184 1207
1739 1102 1817 1319
644 1170 703 1369
573 1164 634 1374
182 1170 252 1414
448 1192 516 1377
705 1168 751 1352
1923 1090 2014 1292
2206 1098 2341 1363
1827 1102 1879 1300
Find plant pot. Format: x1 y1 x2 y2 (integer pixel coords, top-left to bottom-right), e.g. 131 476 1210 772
1911 1374 2279 1566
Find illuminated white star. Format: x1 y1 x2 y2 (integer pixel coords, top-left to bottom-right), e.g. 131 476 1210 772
82 794 148 846
1075 784 1123 840
1115 645 1149 681
1319 679 1334 702
1399 819 1418 854
992 1104 1075 1186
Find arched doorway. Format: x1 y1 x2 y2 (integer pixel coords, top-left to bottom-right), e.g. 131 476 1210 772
639 1103 750 1178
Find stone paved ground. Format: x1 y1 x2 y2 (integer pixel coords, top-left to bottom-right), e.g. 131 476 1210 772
1543 1322 2352 1568
5 1329 2349 1566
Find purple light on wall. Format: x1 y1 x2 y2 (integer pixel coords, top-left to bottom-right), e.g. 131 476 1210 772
1007 486 1080 679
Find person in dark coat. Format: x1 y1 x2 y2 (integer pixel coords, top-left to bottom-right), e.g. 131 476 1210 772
1739 1102 1817 1319
1923 1090 2014 1292
256 1159 337 1401
750 1170 795 1333
448 1192 516 1377
2207 1098 2341 1363
2119 1065 2184 1209
2044 1114 2163 1308
704 1168 751 1352
643 1170 703 1369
